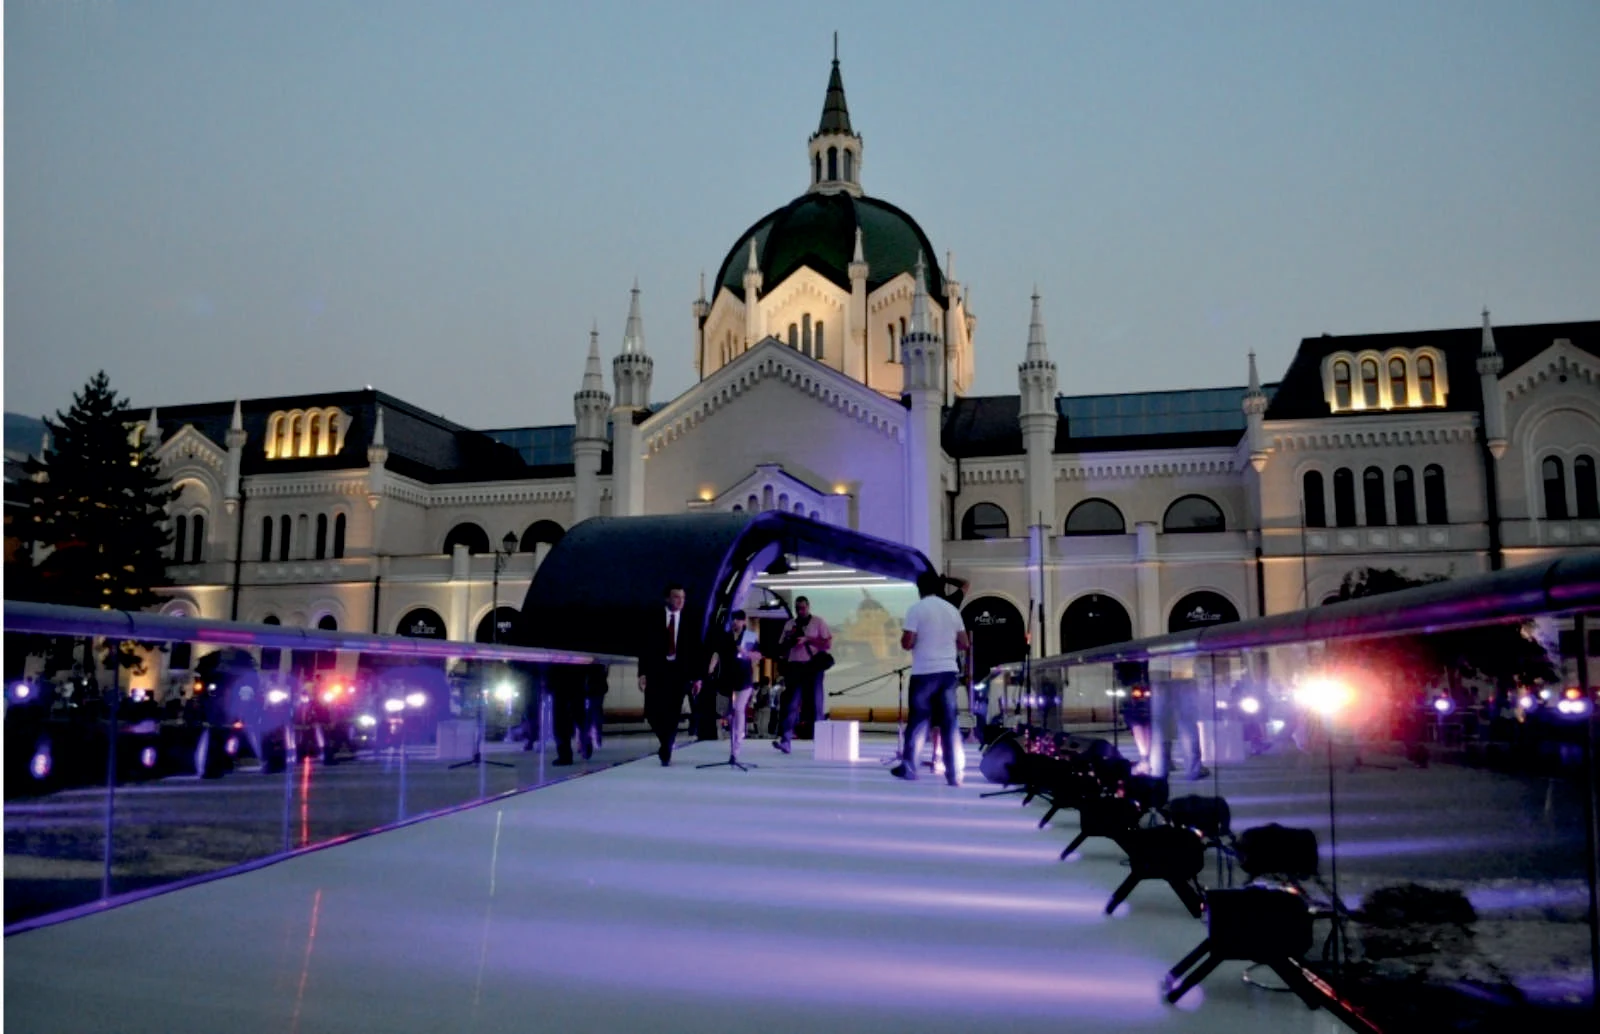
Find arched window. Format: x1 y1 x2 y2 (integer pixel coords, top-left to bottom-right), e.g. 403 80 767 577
289 414 303 457
1060 593 1134 653
296 514 308 559
190 514 205 562
747 494 758 512
443 522 491 554
1543 457 1569 519
762 485 774 510
1333 361 1352 409
260 614 281 672
315 614 338 669
266 414 282 459
1064 499 1125 535
842 149 853 181
1360 359 1379 407
1576 455 1599 519
1388 358 1408 405
173 515 188 562
899 317 907 344
520 520 565 551
1363 467 1387 526
1333 468 1357 527
1302 471 1327 528
1162 495 1225 533
1417 356 1436 404
396 608 447 640
802 313 812 357
308 413 323 457
1393 466 1417 526
814 320 824 360
333 513 346 558
961 503 1010 540
887 323 898 362
813 153 821 184
963 597 1027 682
1168 591 1241 633
1423 464 1448 524
788 323 798 349
827 145 838 181
275 417 290 459
777 492 790 511
260 516 273 562
278 515 292 561
315 514 328 560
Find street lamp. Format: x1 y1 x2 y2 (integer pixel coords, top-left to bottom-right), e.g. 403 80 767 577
490 529 518 646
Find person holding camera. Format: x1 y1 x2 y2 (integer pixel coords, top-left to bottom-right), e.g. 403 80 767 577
773 595 832 754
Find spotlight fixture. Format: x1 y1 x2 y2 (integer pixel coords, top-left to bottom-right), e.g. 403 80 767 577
764 554 792 576
1239 696 1262 715
1432 695 1454 715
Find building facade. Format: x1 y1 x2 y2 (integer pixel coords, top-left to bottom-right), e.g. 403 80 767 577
135 56 1598 698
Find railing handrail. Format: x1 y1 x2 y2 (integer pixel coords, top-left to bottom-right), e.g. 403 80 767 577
2 600 629 666
997 549 1600 674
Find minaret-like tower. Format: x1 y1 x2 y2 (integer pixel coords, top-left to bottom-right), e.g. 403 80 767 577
807 36 863 197
366 405 388 511
1243 351 1269 472
221 401 245 513
611 283 653 517
692 271 711 378
901 254 944 570
1018 291 1058 535
1478 307 1507 458
144 408 163 450
742 240 764 348
573 325 611 522
846 227 869 383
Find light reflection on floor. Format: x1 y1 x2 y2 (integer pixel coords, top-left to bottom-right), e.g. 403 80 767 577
5 737 1346 1034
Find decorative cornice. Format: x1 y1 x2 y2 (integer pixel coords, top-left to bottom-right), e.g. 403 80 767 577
961 464 1024 485
644 339 904 454
243 473 370 499
431 482 575 506
1271 425 1477 451
1504 342 1597 403
1057 456 1237 480
156 425 226 475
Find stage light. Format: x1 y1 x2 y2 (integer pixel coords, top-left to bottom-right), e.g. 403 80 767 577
357 714 377 728
1239 696 1261 715
267 689 290 705
493 682 516 703
1216 700 1230 710
224 735 240 756
1518 694 1535 711
140 746 158 768
1267 719 1286 734
1433 696 1454 715
1564 687 1583 701
12 683 31 701
1540 688 1554 701
405 691 427 708
30 747 52 779
383 698 405 714
1295 676 1352 716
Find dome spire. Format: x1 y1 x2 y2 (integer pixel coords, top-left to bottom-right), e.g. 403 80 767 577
583 323 605 392
622 278 646 355
1025 288 1048 364
807 37 863 197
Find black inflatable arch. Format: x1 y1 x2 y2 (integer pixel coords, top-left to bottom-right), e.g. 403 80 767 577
517 512 934 666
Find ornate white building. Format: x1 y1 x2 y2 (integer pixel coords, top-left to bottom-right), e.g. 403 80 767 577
144 55 1599 690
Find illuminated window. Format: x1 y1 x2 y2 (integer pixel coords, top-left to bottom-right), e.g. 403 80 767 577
1394 466 1417 526
1576 456 1599 519
266 414 283 458
1302 471 1327 528
1333 468 1357 527
1333 361 1351 409
1417 356 1436 403
308 413 322 457
1423 465 1448 524
1363 467 1387 526
815 320 824 361
1389 358 1407 405
1360 360 1379 407
290 413 303 457
1543 457 1569 519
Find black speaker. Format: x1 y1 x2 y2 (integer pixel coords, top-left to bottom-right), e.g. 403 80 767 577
1168 794 1232 839
1235 823 1319 880
979 733 1023 784
1207 887 1314 960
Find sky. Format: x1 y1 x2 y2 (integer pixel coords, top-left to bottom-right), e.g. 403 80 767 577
5 0 1598 431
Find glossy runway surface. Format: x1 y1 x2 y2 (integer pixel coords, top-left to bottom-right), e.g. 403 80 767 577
5 737 1343 1033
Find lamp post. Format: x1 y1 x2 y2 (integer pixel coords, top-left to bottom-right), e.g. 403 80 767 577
450 530 520 774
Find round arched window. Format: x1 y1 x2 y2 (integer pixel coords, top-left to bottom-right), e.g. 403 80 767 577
1162 495 1225 533
961 503 1010 540
1064 499 1125 535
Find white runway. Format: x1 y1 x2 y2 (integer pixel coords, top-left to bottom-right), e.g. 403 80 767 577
4 736 1345 1033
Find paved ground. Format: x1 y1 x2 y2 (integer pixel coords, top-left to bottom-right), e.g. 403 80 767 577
6 735 1353 1034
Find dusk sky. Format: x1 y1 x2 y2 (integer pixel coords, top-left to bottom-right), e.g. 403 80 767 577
6 1 1597 430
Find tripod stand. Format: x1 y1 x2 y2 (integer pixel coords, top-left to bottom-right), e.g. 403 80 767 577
448 683 517 770
879 666 912 767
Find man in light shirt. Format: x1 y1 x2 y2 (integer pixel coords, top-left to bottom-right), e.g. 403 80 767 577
893 571 971 786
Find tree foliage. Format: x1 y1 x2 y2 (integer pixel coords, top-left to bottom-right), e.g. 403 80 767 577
1329 567 1558 692
17 371 173 610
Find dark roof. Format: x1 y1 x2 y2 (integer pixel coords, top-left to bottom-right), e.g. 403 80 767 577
1265 320 1599 420
815 59 852 135
152 390 536 485
713 192 947 306
943 386 1266 459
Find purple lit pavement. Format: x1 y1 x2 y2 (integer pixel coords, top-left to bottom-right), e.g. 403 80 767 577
4 736 1342 1034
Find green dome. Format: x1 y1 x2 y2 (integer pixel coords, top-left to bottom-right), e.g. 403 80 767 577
714 192 946 306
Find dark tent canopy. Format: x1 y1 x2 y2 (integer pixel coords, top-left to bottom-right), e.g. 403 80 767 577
517 511 933 664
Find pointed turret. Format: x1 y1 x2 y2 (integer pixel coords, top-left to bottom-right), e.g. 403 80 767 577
1478 307 1507 459
1243 352 1269 472
226 400 245 447
369 406 387 454
222 400 246 511
621 279 645 355
613 282 654 409
574 324 612 522
742 239 764 347
145 408 163 449
901 253 943 395
899 253 945 571
807 37 864 197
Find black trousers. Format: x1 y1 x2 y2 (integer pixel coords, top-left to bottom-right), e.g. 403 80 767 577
645 663 690 758
551 689 589 762
778 661 824 743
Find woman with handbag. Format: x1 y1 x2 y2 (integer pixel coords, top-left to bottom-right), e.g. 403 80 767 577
773 595 832 754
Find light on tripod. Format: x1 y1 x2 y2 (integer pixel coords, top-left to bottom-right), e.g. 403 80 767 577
1239 695 1261 715
1295 676 1352 716
1432 695 1454 715
493 682 516 703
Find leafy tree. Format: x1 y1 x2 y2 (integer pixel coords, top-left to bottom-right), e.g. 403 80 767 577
1328 567 1558 696
18 371 173 611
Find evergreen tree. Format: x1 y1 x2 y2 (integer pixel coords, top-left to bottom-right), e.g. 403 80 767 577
19 372 173 610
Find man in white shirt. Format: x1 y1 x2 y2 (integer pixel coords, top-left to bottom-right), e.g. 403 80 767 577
893 572 971 786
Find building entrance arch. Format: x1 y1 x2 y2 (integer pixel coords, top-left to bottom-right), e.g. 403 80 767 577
1060 593 1134 654
961 596 1026 682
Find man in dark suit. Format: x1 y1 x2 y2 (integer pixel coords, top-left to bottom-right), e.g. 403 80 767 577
638 581 699 766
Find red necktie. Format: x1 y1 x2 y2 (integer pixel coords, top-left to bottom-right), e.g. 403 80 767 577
666 613 677 657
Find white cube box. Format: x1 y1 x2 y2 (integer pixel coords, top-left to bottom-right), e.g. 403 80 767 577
812 719 859 762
